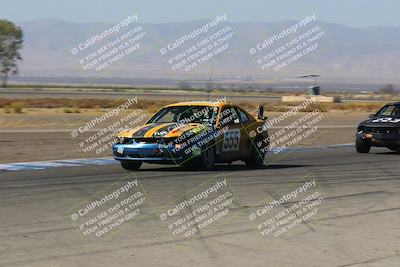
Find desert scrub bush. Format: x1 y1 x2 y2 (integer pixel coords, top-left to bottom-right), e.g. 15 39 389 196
3 105 11 113
62 107 81 113
10 102 24 113
274 106 289 112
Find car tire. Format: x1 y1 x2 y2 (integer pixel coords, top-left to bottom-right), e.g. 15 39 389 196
198 145 216 170
355 136 371 153
120 160 142 170
245 137 265 167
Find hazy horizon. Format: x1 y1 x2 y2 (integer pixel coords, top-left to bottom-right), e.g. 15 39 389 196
1 0 400 28
12 17 400 30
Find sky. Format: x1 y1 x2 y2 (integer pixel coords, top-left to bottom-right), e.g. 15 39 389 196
1 0 399 27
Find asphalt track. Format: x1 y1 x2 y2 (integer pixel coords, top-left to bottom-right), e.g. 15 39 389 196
0 145 399 267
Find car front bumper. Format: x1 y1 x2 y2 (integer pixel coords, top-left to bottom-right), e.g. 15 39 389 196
357 131 400 147
112 142 190 164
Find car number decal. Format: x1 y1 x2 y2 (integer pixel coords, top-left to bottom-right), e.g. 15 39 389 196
222 129 240 151
371 117 400 123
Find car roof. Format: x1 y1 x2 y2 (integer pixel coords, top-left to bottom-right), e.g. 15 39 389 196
381 102 400 107
166 101 231 108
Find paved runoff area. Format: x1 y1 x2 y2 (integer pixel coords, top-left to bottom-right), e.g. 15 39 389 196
1 145 399 267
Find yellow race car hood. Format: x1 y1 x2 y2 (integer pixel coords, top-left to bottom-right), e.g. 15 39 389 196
118 122 208 138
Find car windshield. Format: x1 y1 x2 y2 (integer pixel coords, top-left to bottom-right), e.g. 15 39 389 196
376 105 400 117
148 106 218 124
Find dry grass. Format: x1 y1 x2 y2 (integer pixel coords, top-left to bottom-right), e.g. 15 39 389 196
62 107 81 113
321 102 386 112
238 101 386 113
0 98 170 110
3 102 25 113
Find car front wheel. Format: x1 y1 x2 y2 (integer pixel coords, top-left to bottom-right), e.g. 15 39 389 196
199 145 216 170
245 137 265 167
120 160 142 170
355 135 371 153
182 145 215 170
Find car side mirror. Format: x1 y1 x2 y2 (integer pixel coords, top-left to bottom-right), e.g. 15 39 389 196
369 114 375 118
258 104 266 120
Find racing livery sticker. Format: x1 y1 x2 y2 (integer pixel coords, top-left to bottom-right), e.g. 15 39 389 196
371 117 400 123
222 129 240 151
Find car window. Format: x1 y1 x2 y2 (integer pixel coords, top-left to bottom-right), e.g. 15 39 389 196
378 105 400 117
154 108 175 123
149 106 216 123
219 107 240 126
236 108 249 123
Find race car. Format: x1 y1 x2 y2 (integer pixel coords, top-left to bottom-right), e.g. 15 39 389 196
112 101 269 170
356 102 400 153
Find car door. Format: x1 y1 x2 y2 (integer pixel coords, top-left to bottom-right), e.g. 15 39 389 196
235 107 253 159
217 106 242 161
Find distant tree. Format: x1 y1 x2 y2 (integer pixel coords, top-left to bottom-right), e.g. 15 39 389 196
177 81 192 90
379 84 395 94
0 20 23 88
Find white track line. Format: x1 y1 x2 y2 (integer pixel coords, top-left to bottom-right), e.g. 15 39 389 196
0 143 354 172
